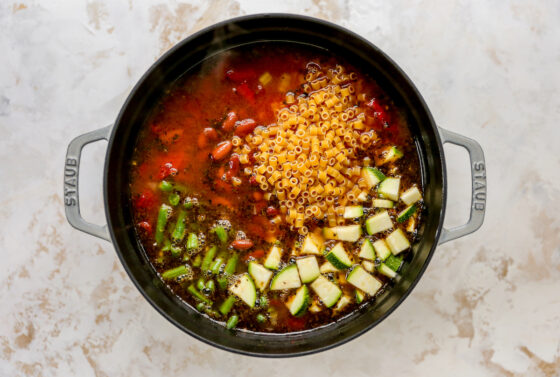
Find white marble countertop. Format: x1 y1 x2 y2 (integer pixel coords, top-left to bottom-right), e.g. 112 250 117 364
1 1 559 376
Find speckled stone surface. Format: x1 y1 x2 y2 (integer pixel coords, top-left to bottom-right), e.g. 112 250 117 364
1 1 559 376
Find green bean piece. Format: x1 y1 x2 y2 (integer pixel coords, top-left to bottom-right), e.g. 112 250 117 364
206 279 215 293
217 277 228 290
205 309 221 317
196 302 206 312
200 246 217 272
210 257 224 275
187 233 199 251
161 265 190 280
171 210 187 242
256 314 267 323
170 245 182 258
226 315 239 330
161 238 171 252
155 204 172 245
168 193 181 206
159 180 173 192
223 254 238 275
187 284 212 304
184 197 197 209
196 277 206 291
219 296 236 315
192 254 202 267
259 295 268 308
213 226 228 243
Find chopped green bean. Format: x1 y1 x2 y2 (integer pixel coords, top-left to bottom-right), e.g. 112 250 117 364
223 254 238 275
168 193 181 206
170 245 182 258
213 226 228 243
155 204 172 245
171 210 187 242
200 246 217 272
184 197 197 209
192 254 202 267
187 233 199 251
196 277 206 291
206 279 215 293
226 315 239 330
210 257 224 274
217 276 228 290
385 254 403 272
196 302 205 312
161 265 190 280
161 238 171 252
219 296 236 315
159 180 173 192
187 284 212 304
256 314 267 323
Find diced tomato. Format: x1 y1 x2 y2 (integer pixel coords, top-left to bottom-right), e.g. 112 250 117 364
135 190 156 211
286 316 307 331
158 162 178 180
234 118 257 137
366 98 388 125
231 239 254 250
266 206 278 217
243 249 265 261
137 221 152 234
222 111 238 131
226 68 256 83
249 175 259 186
236 82 256 103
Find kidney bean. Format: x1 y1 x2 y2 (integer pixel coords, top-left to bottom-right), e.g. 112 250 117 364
222 112 238 131
137 221 152 234
231 239 254 250
203 127 218 140
211 141 232 161
234 118 257 137
225 154 240 179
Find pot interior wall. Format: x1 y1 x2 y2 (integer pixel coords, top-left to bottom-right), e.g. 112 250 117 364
104 15 445 356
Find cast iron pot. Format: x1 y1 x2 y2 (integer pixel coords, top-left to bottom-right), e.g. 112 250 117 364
63 14 487 357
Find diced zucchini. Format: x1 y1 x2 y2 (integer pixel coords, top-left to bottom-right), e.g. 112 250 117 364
406 217 417 233
397 205 417 223
270 264 301 290
372 199 394 208
228 273 256 308
301 234 321 255
362 260 375 272
385 254 403 272
346 266 382 296
355 289 365 304
264 245 282 270
378 177 400 201
334 295 351 311
325 242 353 269
310 275 342 308
386 228 411 254
287 285 309 316
357 191 368 202
296 256 320 283
365 211 393 235
248 262 273 291
358 239 375 260
378 263 397 278
308 299 323 313
258 71 272 86
319 260 339 273
322 225 362 242
379 146 403 165
373 239 391 261
401 186 422 205
343 206 364 219
362 167 386 189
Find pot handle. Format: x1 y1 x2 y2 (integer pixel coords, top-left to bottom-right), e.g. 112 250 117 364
438 127 487 244
64 125 112 241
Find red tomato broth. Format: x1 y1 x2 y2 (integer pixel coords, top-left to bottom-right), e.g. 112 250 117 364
129 43 423 333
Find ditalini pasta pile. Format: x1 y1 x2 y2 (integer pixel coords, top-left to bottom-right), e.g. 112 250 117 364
231 64 379 234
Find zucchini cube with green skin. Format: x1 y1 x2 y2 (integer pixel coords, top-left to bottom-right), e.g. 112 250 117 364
373 239 391 261
343 205 364 219
355 289 366 304
322 225 362 242
310 275 342 308
397 205 416 223
386 228 411 255
379 146 403 165
287 285 310 316
270 264 301 290
385 254 403 272
325 242 353 269
228 273 256 308
378 263 397 278
401 186 422 205
358 239 375 260
346 266 382 296
362 260 375 272
296 256 320 283
319 260 338 273
365 211 393 235
334 295 351 311
372 199 394 208
378 177 400 201
248 262 273 291
361 167 386 189
264 245 282 270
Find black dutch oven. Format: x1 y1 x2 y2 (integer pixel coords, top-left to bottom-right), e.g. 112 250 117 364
63 14 486 357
